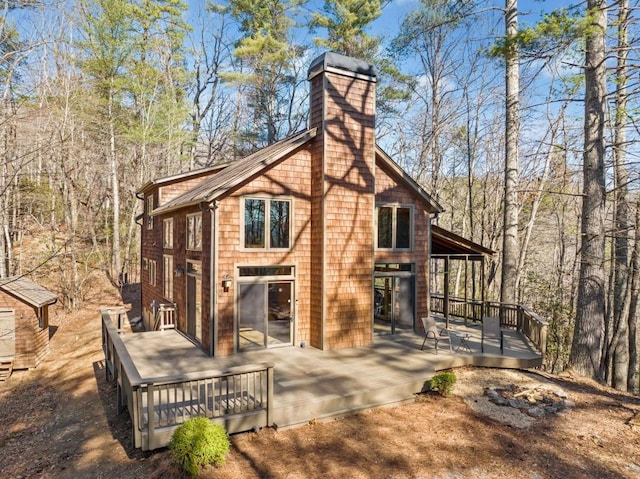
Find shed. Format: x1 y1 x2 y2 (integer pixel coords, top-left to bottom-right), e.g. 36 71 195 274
0 276 57 374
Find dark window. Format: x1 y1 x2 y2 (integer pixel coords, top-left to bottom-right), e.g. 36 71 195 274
244 198 291 249
244 199 265 248
396 207 411 249
239 266 294 277
270 200 290 248
377 207 393 249
377 205 413 250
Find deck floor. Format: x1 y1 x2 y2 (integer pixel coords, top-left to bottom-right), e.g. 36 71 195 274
121 318 542 429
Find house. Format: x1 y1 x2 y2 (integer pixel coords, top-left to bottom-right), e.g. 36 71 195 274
0 276 57 374
137 52 451 357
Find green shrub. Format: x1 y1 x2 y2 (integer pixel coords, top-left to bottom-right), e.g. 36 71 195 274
169 417 230 477
429 372 457 397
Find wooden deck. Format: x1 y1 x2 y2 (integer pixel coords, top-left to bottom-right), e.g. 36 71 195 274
120 318 542 431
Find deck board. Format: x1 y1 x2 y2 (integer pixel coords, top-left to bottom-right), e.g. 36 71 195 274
121 319 542 430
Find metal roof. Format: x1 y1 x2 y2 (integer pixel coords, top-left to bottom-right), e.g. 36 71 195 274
152 128 318 216
136 164 228 196
307 51 377 80
0 276 58 308
431 225 495 257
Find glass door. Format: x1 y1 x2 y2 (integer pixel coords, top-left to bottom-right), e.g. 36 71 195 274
374 270 414 334
238 280 294 350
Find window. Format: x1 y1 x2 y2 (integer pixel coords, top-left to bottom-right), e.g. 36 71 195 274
186 213 202 251
163 218 173 249
243 198 291 249
239 266 294 277
146 196 154 229
149 259 157 286
376 205 413 250
163 255 173 300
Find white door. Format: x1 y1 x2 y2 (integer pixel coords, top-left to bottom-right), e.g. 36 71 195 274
0 309 16 359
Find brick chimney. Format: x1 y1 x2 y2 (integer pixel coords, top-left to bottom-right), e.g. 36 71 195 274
307 52 377 350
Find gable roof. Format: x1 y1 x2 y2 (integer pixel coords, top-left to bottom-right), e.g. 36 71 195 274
0 276 58 308
136 164 228 196
431 225 495 256
375 146 444 214
153 128 318 216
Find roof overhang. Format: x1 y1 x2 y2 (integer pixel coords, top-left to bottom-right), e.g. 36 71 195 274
431 225 495 257
375 146 444 214
152 128 317 217
0 276 58 308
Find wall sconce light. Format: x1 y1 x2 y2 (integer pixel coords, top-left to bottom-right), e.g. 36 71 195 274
174 266 184 277
222 274 232 291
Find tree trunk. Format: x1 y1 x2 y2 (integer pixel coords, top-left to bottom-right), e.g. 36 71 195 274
627 200 640 392
108 84 122 285
609 0 630 390
501 0 519 305
568 0 607 380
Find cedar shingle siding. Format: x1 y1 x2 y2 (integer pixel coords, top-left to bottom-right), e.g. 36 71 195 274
138 52 442 356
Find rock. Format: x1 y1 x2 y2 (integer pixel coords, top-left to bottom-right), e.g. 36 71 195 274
491 396 509 406
563 399 576 408
527 407 545 418
508 399 530 409
554 389 568 399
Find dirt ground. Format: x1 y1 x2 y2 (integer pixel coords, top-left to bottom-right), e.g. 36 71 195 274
1 276 640 479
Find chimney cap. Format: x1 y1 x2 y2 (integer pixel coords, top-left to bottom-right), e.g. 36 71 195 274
307 52 377 82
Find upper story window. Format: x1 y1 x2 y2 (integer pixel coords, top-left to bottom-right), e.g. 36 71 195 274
244 198 291 249
376 205 413 250
146 196 154 229
186 213 202 251
163 218 174 249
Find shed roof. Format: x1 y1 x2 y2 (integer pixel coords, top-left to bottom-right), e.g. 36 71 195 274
0 276 58 308
431 225 495 257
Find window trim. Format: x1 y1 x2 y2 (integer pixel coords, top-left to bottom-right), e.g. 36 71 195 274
241 196 293 251
375 203 414 251
163 218 174 249
149 259 157 286
163 254 173 300
186 212 203 251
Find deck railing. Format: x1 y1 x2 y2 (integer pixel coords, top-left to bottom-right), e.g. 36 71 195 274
101 308 274 451
430 294 548 356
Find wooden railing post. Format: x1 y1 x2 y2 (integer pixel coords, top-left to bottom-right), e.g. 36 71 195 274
146 384 154 450
266 365 274 427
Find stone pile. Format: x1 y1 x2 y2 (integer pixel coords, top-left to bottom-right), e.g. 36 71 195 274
484 383 575 418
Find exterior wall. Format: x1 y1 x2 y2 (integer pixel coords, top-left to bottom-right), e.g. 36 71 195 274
317 69 376 350
141 188 163 331
0 292 49 369
158 175 215 207
309 74 325 349
374 162 432 326
215 148 313 356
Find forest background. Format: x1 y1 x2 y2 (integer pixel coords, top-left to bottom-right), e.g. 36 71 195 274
1 0 638 390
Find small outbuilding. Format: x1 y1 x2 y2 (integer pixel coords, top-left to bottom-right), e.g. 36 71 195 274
0 276 57 375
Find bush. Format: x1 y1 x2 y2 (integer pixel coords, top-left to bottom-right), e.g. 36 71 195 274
169 417 230 477
429 372 457 397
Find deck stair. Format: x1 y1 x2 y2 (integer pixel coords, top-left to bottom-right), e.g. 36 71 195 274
0 359 13 381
